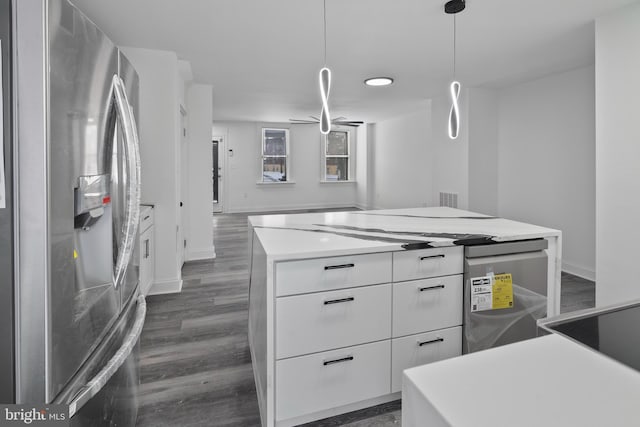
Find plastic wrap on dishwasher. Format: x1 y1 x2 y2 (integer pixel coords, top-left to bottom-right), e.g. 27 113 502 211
464 283 547 353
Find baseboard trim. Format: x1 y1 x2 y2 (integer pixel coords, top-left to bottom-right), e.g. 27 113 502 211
276 393 400 427
140 279 153 297
227 202 359 214
186 247 216 261
562 261 595 282
354 202 369 210
148 278 183 295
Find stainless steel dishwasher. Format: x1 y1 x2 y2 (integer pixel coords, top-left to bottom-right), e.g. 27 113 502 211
463 239 548 353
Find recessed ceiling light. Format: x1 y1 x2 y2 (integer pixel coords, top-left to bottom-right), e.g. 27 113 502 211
364 77 394 87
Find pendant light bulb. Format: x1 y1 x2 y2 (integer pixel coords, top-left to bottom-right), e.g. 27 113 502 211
448 80 460 139
319 67 332 135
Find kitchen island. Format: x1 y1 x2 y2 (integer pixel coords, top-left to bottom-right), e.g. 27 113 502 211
402 333 640 427
247 207 561 427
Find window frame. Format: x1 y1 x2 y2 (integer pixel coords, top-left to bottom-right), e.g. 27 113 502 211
322 127 355 182
260 127 291 183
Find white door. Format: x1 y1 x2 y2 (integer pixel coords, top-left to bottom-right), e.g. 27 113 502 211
212 137 224 213
178 108 187 267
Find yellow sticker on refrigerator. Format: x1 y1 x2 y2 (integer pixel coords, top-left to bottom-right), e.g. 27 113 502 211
470 273 513 312
492 273 514 309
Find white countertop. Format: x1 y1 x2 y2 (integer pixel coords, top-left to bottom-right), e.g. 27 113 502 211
249 207 561 260
403 334 640 427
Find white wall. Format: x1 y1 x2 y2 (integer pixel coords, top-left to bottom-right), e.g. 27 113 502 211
429 88 498 215
211 122 358 213
498 65 596 280
186 84 215 261
370 105 433 209
468 89 499 216
355 125 368 209
431 92 469 210
595 2 640 306
121 47 183 294
366 73 594 280
177 60 192 110
365 124 376 209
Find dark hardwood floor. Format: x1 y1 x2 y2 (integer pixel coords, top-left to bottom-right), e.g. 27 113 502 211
136 212 258 427
135 209 595 427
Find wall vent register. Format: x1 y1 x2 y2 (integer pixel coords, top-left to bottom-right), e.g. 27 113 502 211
439 191 458 208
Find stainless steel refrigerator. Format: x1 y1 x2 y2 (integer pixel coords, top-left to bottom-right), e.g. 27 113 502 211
1 0 146 425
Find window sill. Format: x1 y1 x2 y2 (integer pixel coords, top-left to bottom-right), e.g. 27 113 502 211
319 180 357 184
256 180 296 185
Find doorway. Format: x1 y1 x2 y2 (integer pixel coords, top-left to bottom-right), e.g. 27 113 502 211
212 137 224 213
179 107 187 267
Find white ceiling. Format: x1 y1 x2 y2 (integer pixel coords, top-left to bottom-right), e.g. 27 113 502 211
72 0 638 123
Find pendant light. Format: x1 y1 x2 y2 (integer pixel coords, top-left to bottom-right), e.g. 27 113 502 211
445 0 465 140
319 0 331 135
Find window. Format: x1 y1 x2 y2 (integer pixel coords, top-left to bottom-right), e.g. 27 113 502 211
324 129 351 181
261 128 290 182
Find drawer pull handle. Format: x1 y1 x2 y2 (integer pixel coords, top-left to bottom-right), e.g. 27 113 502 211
323 356 354 366
420 254 445 261
324 297 355 305
418 338 444 347
324 263 355 270
419 284 445 292
144 215 150 220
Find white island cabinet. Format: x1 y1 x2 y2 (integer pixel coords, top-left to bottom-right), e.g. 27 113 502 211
248 207 561 427
403 334 640 427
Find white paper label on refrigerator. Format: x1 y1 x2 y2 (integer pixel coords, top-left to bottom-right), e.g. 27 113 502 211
0 41 5 209
470 275 493 312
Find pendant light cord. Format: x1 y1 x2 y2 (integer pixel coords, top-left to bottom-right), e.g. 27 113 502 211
453 14 457 79
323 0 328 65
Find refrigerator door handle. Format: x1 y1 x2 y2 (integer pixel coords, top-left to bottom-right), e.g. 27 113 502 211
111 75 142 288
68 295 147 418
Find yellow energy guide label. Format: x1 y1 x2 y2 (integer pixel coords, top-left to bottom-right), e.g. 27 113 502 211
470 273 514 312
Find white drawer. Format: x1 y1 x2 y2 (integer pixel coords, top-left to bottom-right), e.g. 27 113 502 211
276 340 391 421
393 246 463 282
276 252 392 297
139 206 154 233
392 275 463 337
276 283 392 359
391 326 462 392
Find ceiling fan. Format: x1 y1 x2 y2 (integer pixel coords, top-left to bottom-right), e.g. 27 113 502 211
289 116 364 127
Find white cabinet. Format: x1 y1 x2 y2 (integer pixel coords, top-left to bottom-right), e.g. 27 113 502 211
391 326 462 392
276 340 391 421
393 246 463 282
269 247 464 425
392 275 463 337
139 205 155 296
276 252 392 296
276 283 392 359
